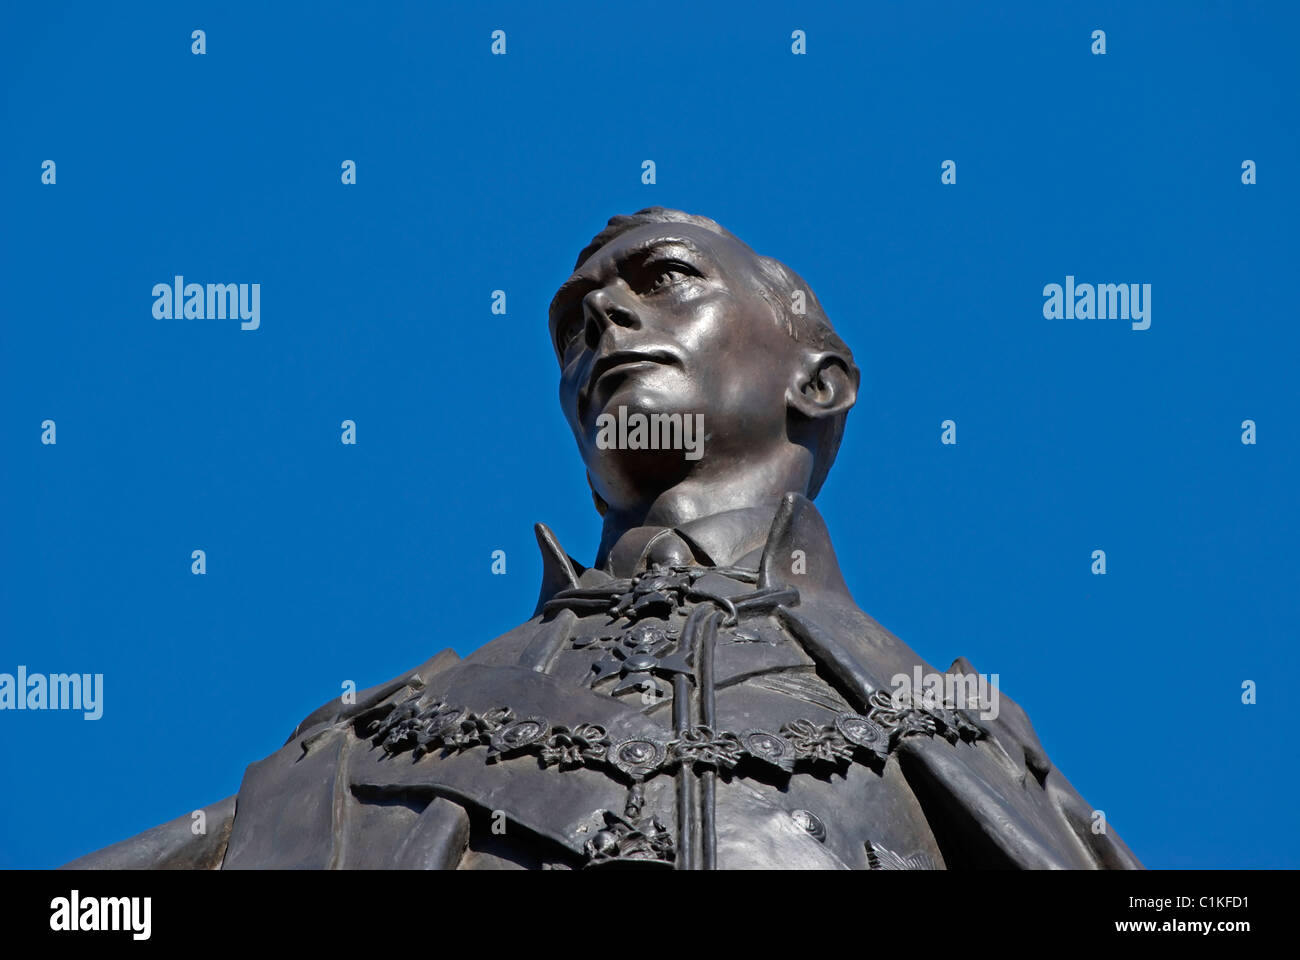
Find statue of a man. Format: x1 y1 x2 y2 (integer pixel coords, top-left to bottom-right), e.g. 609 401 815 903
66 208 1141 870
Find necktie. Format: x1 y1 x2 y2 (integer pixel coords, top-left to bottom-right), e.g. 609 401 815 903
606 527 698 578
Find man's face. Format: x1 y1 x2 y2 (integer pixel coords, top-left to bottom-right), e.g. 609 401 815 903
549 222 800 514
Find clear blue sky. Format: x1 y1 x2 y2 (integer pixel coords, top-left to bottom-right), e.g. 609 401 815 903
2 1 1296 869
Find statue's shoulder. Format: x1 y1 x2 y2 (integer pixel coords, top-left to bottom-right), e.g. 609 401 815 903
60 795 236 870
287 615 552 744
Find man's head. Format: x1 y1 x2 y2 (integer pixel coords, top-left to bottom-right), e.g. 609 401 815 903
549 207 859 518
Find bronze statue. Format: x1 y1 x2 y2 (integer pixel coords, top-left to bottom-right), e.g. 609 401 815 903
65 208 1142 870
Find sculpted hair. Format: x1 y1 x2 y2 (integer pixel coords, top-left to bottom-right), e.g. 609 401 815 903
575 207 858 499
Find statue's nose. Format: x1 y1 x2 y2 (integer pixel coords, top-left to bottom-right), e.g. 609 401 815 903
583 284 639 340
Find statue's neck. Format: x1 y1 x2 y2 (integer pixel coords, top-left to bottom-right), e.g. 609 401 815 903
595 453 810 568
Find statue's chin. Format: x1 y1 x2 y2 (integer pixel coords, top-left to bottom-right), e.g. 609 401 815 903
581 364 694 423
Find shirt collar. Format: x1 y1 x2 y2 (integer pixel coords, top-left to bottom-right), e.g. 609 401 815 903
532 493 854 614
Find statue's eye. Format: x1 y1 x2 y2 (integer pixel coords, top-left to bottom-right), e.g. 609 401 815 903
637 259 697 295
648 268 687 291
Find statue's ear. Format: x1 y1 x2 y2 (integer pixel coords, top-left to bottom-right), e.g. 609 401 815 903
787 349 858 422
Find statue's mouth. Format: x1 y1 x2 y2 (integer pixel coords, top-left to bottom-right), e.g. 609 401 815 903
579 349 680 419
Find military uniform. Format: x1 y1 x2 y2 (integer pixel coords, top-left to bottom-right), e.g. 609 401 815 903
65 494 1141 870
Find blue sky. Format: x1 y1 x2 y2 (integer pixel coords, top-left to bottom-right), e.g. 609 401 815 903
1 1 1297 869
